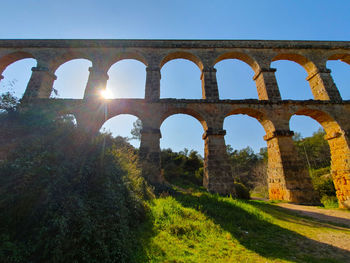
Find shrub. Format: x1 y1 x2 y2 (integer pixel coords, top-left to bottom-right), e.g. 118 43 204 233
0 108 152 263
161 148 203 187
310 168 336 198
321 195 339 208
234 182 250 200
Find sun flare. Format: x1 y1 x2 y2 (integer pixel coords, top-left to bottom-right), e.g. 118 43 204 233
100 89 113 99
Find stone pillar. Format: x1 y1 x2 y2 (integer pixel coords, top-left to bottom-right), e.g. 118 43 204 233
325 131 350 209
306 68 342 101
201 66 219 100
253 68 281 101
139 127 163 184
145 66 161 101
22 66 57 100
203 128 235 195
264 129 318 204
84 66 109 100
75 103 106 135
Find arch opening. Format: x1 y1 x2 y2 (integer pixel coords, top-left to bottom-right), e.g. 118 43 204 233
290 115 330 170
106 59 146 99
160 59 202 99
1 58 36 99
271 60 313 100
0 51 35 73
224 113 268 197
215 59 258 99
52 59 92 99
100 114 141 148
160 51 203 70
290 111 349 208
160 113 205 186
327 59 350 100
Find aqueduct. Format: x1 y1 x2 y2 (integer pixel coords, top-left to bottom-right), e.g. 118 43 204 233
1 39 350 208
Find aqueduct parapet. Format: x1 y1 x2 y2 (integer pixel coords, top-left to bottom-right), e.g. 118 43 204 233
1 40 350 208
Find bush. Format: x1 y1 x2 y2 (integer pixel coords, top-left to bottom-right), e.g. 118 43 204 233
251 185 269 199
310 168 336 198
234 182 250 200
0 108 152 262
321 195 339 208
161 148 203 187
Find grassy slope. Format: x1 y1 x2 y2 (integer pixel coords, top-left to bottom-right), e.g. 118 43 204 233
132 189 350 263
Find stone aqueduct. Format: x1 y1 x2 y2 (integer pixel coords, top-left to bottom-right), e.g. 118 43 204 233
1 39 350 208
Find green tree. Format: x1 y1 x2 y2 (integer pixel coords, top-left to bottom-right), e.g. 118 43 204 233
130 118 142 140
294 128 330 170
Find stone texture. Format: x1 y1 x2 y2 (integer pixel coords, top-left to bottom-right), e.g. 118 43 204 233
1 39 350 208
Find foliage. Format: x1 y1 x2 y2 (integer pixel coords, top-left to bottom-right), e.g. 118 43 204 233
233 182 250 199
320 195 339 209
0 92 19 112
161 148 203 187
250 161 269 199
133 189 349 262
130 118 142 141
227 146 266 190
294 128 331 170
0 105 152 263
309 167 336 199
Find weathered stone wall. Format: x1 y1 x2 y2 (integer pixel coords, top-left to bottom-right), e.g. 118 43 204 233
1 39 350 208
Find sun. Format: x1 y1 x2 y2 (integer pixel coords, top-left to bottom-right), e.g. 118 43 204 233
100 89 113 99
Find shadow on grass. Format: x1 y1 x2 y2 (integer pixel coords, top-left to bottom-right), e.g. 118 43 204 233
173 191 350 263
249 201 350 230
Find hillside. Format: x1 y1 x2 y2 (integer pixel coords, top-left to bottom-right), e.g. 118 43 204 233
133 188 350 263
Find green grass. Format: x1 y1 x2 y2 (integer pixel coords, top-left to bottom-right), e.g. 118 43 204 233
132 189 350 263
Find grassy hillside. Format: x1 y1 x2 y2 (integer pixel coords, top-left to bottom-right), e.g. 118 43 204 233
133 188 350 263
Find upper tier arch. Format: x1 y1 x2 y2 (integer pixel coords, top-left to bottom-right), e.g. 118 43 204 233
0 51 36 74
159 51 203 70
214 51 260 72
271 53 318 74
328 53 350 66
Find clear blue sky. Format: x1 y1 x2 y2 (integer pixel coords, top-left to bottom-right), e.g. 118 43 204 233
1 0 350 155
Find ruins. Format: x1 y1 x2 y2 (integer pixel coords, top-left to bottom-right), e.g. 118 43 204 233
0 39 349 208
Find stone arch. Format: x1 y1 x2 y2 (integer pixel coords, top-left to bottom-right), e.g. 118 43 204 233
52 58 92 99
50 51 93 72
100 113 142 147
271 53 317 100
223 110 268 192
292 108 350 208
0 51 36 74
159 51 203 70
226 107 319 203
160 108 207 131
226 108 275 134
106 58 147 98
328 53 350 66
215 57 258 99
214 52 260 72
160 53 203 99
327 53 350 99
292 108 342 136
272 53 318 74
215 52 282 101
0 52 37 98
160 111 208 188
105 111 143 125
106 51 148 70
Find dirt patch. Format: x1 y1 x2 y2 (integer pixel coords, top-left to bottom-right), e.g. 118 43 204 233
276 203 350 228
275 203 350 253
